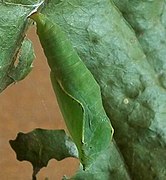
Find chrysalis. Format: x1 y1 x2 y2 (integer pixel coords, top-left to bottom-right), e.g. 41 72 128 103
30 13 113 169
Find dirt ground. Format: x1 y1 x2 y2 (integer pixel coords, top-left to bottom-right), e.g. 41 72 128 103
0 27 79 179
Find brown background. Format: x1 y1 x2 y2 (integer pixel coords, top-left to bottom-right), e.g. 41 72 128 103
0 27 79 179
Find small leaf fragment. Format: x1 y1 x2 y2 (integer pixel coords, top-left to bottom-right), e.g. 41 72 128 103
9 128 78 178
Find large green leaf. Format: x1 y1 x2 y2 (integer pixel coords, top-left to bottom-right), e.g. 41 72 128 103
113 0 166 88
41 0 166 179
9 128 78 180
0 0 42 92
